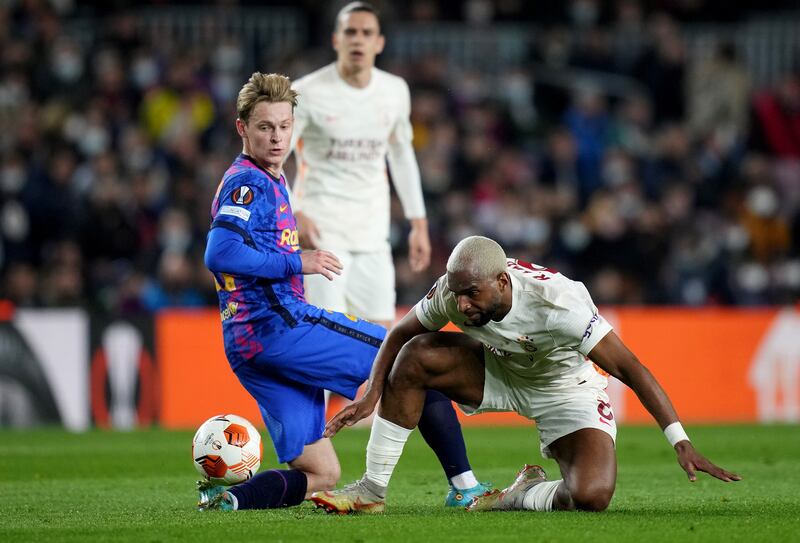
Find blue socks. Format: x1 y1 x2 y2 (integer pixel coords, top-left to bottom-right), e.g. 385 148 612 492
226 391 470 509
417 390 472 480
227 469 307 509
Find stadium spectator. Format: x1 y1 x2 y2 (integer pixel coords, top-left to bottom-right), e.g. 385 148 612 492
0 1 796 311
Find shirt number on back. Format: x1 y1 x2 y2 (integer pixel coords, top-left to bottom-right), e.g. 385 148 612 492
508 259 558 281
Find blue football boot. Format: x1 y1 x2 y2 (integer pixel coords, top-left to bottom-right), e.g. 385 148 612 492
197 479 234 511
444 481 493 508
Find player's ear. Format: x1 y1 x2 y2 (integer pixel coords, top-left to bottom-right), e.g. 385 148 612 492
375 34 385 54
235 118 246 138
497 272 510 290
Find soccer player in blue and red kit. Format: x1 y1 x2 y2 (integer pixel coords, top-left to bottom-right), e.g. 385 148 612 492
198 72 484 511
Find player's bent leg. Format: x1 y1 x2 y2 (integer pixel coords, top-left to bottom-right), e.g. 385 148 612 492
467 464 548 512
418 389 490 506
314 333 488 514
219 439 338 511
548 428 617 512
288 437 341 497
363 333 485 500
379 332 486 427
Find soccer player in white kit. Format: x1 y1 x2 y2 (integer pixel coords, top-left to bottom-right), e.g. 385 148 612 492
289 1 429 330
287 2 488 508
312 236 741 514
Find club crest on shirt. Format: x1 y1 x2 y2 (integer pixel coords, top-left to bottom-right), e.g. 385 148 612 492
232 186 253 205
517 335 538 352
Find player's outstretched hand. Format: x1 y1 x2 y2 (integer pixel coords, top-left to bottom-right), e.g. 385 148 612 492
408 220 431 272
300 250 343 280
296 211 321 249
674 441 742 482
324 395 378 438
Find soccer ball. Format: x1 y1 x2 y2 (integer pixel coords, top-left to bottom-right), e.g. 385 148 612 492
192 414 262 485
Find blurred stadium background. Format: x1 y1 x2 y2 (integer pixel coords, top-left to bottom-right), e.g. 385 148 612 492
0 0 799 434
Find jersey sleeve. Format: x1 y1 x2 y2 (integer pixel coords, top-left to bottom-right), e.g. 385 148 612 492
546 281 613 356
211 171 271 237
287 91 309 209
205 226 301 279
289 89 309 156
387 79 426 219
414 275 450 331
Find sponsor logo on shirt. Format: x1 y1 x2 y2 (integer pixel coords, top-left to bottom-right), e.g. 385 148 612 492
279 203 289 212
279 228 299 250
232 186 254 205
326 138 385 162
221 301 239 321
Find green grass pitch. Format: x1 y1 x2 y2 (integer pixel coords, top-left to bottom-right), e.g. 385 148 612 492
1 424 798 542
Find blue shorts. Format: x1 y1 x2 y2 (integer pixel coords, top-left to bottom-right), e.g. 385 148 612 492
232 306 386 464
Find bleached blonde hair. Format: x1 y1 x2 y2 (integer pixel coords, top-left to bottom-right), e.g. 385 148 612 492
446 236 507 280
236 72 299 123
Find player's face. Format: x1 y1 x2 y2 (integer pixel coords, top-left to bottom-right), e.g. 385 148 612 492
237 100 293 176
446 270 507 327
333 11 385 71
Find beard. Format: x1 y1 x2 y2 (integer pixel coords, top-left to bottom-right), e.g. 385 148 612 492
463 297 502 327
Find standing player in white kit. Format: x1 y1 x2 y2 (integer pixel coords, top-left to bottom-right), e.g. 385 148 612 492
287 2 489 507
289 1 428 329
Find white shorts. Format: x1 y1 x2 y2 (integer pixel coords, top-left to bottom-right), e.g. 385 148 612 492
458 349 618 459
302 248 396 323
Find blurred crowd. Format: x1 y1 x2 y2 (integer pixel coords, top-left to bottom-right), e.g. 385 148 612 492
1 0 799 312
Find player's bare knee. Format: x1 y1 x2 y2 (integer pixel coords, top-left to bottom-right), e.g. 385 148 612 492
394 336 438 384
308 464 340 491
569 484 613 512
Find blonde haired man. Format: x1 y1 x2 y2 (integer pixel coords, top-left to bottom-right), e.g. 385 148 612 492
199 73 483 511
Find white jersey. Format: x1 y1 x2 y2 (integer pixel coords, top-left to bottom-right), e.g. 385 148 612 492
415 259 613 389
290 64 426 251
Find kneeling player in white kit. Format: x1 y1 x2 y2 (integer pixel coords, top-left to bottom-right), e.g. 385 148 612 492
312 236 741 514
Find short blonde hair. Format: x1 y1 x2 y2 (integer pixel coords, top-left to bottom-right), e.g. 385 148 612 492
447 236 507 279
236 72 299 123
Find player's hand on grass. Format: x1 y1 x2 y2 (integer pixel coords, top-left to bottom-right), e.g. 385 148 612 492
296 211 321 249
323 393 379 437
674 441 742 483
408 218 431 272
300 250 342 280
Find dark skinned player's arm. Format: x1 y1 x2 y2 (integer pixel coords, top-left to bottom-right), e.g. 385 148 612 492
588 331 680 430
589 331 741 482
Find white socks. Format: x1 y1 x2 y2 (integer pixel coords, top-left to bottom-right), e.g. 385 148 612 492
365 415 413 487
520 480 561 511
450 470 479 490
